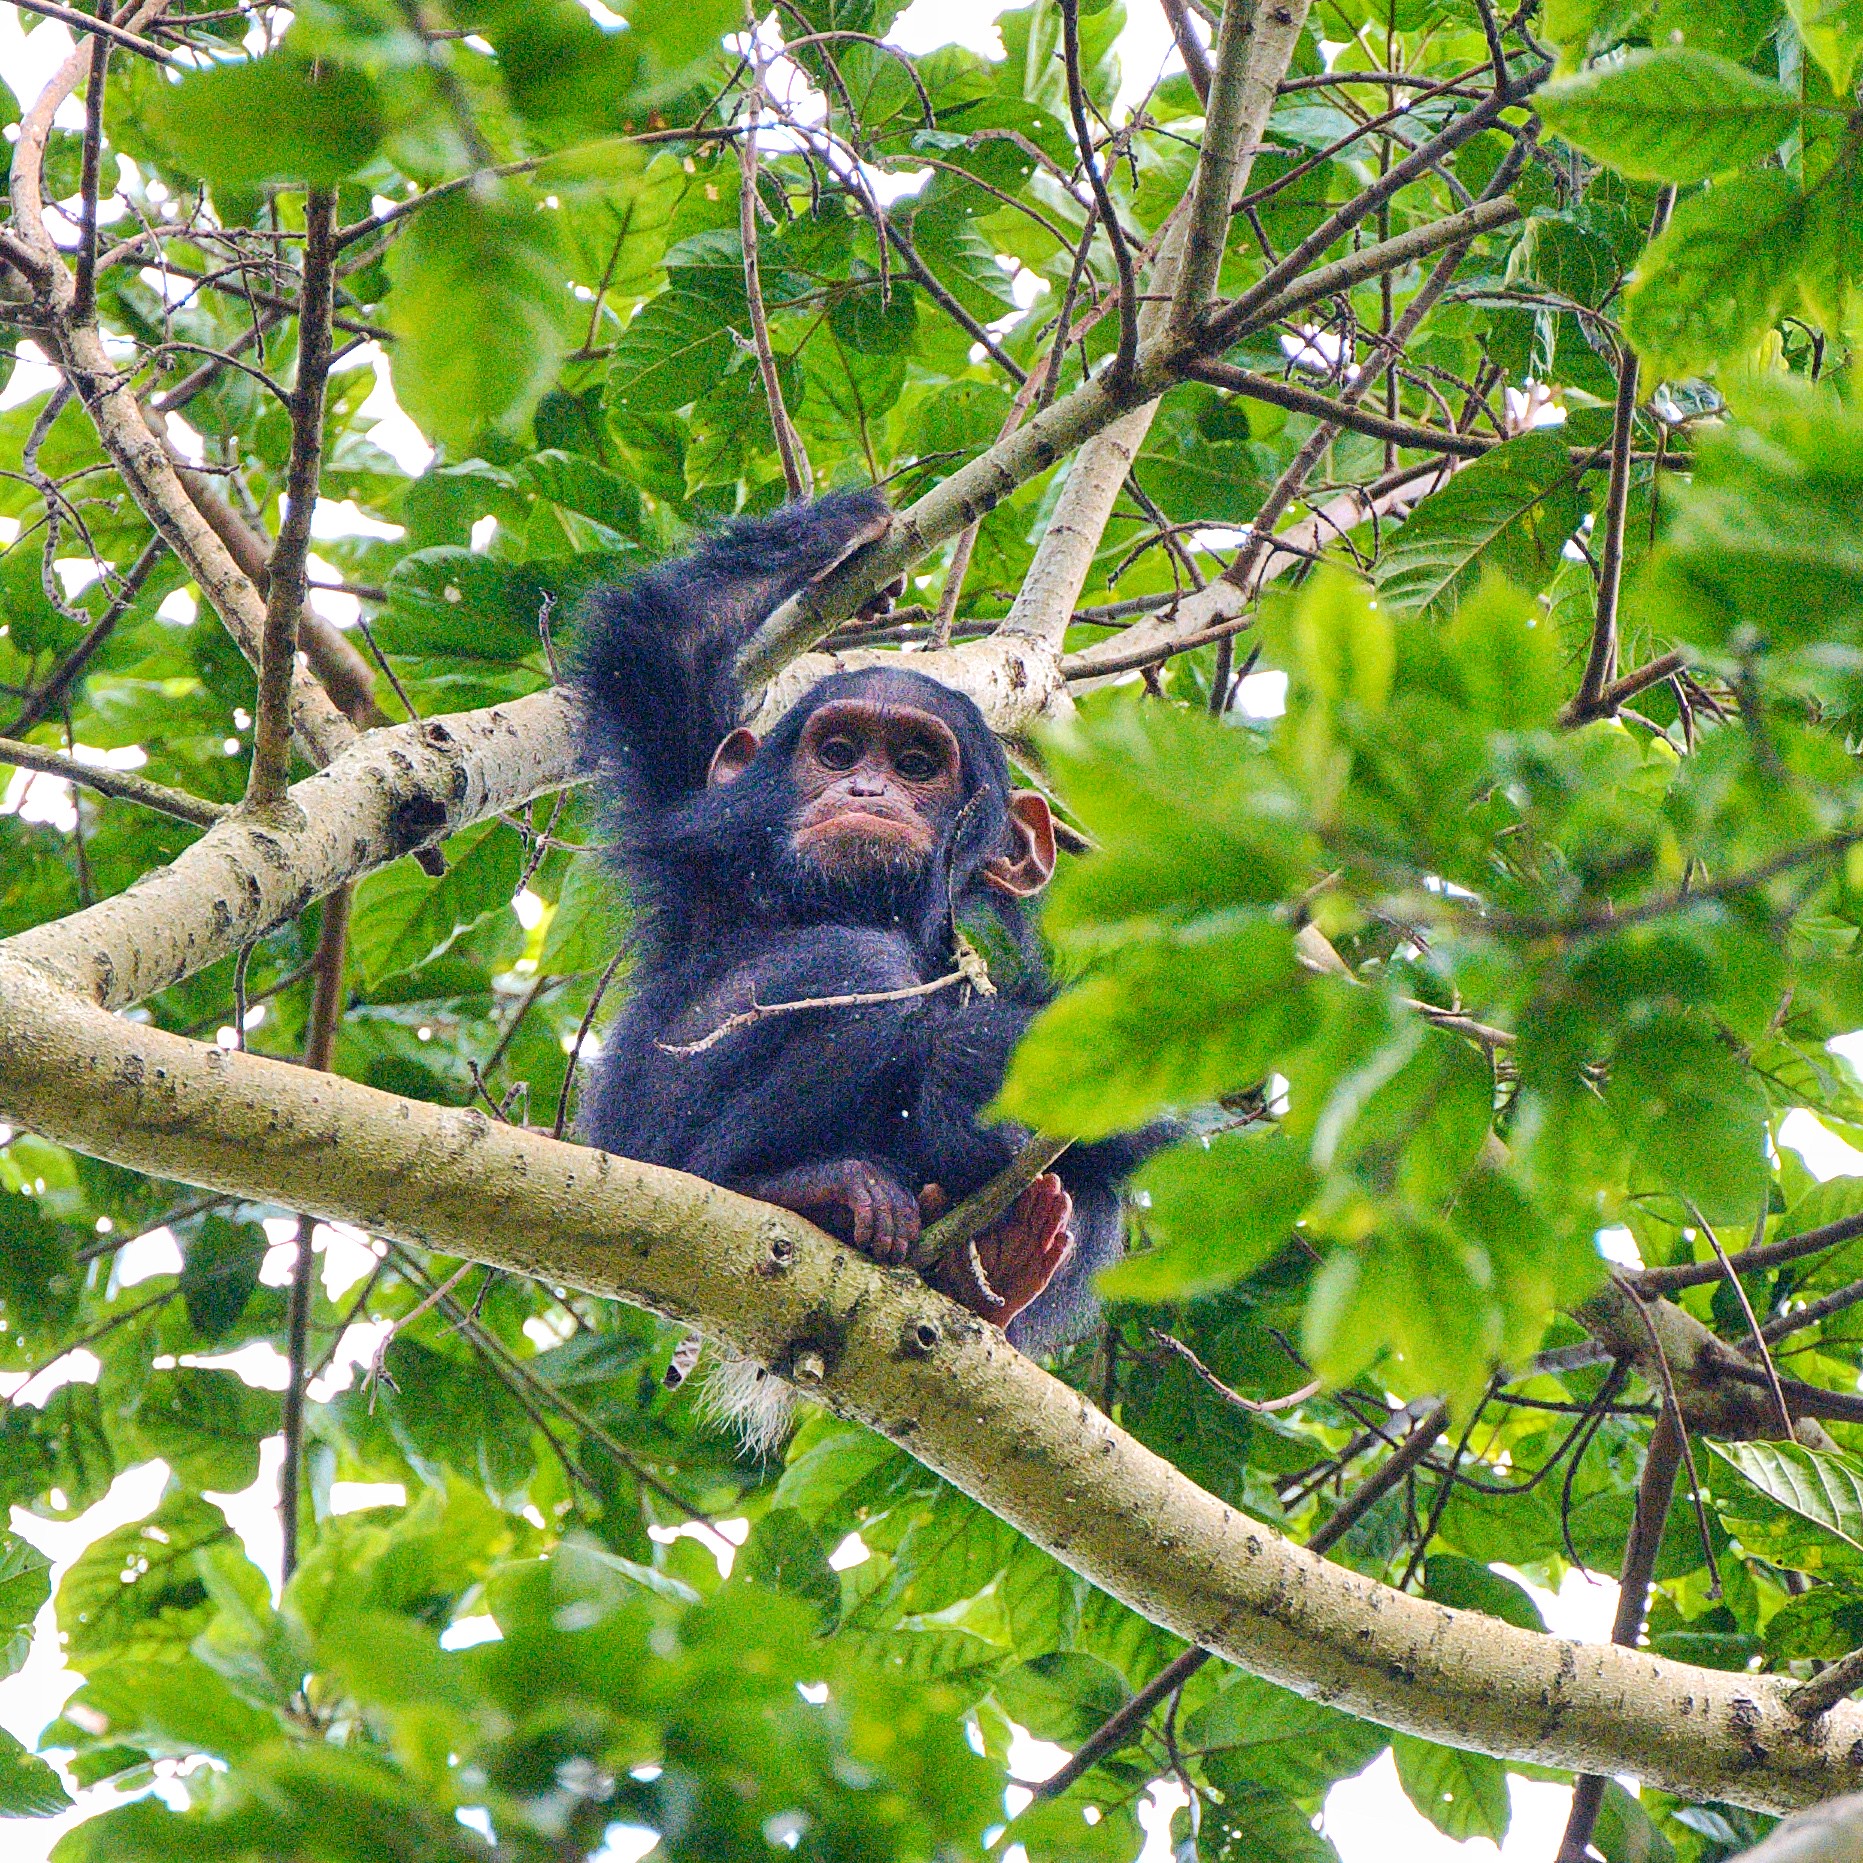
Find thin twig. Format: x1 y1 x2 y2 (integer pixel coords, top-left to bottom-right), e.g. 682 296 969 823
1150 1331 1321 1415
656 967 976 1058
71 32 109 324
1685 1196 1793 1438
247 189 339 808
1574 185 1675 713
5 0 174 60
0 733 228 827
1060 0 1138 382
279 882 352 1581
738 75 812 500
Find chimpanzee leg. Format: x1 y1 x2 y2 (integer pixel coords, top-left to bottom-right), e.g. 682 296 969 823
926 1173 1075 1326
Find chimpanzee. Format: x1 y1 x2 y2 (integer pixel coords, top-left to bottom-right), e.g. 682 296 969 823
569 490 1149 1435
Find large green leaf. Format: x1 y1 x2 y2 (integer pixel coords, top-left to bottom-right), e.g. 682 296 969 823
1374 434 1583 615
385 189 569 451
1392 1734 1511 1842
1535 49 1799 182
1623 174 1808 376
146 50 382 190
999 917 1318 1138
1710 1440 1863 1553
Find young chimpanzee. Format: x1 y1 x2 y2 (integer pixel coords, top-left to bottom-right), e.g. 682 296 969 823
569 490 1147 1429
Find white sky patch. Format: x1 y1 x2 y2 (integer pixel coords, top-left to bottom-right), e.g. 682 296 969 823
330 1482 408 1516
1780 1107 1863 1181
351 347 436 476
0 339 60 412
112 1225 182 1287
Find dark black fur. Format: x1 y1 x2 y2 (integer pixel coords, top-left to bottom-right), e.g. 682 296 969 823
569 491 1144 1351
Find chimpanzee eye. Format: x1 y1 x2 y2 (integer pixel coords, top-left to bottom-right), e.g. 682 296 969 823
894 744 941 781
816 735 859 771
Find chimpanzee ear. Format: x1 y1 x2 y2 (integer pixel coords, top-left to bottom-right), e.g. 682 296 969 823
707 728 760 786
982 791 1057 898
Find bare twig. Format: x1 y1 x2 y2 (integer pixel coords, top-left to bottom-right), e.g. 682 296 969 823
1159 0 1212 102
657 967 977 1058
1060 0 1139 382
6 0 174 61
0 733 228 828
1575 184 1676 713
738 78 812 500
1685 1196 1793 1438
71 32 109 325
1557 1406 1685 1863
279 882 351 1581
1150 1331 1321 1414
248 189 339 808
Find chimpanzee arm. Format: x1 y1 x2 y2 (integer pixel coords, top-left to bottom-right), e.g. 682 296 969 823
567 491 892 816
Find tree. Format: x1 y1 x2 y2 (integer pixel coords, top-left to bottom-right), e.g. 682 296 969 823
0 0 1860 1855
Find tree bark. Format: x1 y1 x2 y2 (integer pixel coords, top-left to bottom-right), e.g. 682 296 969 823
0 948 1858 1815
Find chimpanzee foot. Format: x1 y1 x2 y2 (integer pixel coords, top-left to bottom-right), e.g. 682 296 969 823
927 1173 1074 1328
741 1159 920 1264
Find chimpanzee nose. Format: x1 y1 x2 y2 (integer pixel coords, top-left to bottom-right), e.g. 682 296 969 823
847 772 886 795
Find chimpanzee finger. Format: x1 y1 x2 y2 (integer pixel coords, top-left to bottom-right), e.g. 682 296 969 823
845 1173 875 1252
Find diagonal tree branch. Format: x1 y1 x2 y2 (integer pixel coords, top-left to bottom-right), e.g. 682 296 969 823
0 948 1857 1817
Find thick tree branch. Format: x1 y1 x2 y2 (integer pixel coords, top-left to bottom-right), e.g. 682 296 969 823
6 691 578 1011
1170 0 1283 338
0 953 1857 1814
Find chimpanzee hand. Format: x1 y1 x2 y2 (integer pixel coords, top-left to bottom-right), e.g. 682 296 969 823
742 1160 921 1264
925 1173 1075 1329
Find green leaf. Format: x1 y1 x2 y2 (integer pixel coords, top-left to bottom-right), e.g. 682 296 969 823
1392 1734 1511 1842
734 1507 841 1633
1709 1440 1863 1553
0 1533 51 1681
1375 433 1583 615
1186 1674 1387 1797
178 1214 267 1341
1607 1011 1768 1223
999 918 1317 1138
1535 49 1799 182
1623 174 1808 376
349 824 522 987
146 50 382 189
1786 0 1863 93
1103 1129 1316 1300
1421 1554 1547 1631
0 1727 70 1817
385 189 568 451
1192 1782 1341 1863
607 286 742 413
